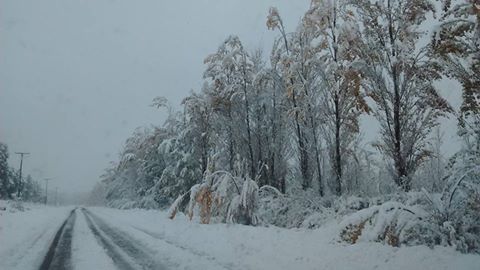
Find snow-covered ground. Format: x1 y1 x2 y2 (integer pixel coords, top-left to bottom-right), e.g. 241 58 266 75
1 202 479 270
91 207 480 270
71 208 116 270
0 201 73 270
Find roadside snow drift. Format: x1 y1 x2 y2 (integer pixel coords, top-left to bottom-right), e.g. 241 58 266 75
90 207 480 270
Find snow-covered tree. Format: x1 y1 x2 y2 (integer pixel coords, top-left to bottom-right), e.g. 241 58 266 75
268 8 314 191
203 36 257 177
22 175 42 203
304 0 370 195
252 47 289 191
414 127 447 191
355 0 452 191
0 142 10 199
182 92 212 174
434 0 480 152
88 182 107 206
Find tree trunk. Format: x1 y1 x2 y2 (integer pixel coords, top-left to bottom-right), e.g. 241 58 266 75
388 1 409 191
392 66 408 191
228 107 235 172
334 93 342 195
303 81 323 195
270 80 277 189
278 24 310 190
290 79 310 190
242 70 255 178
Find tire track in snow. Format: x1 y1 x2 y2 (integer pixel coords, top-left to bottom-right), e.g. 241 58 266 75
88 209 235 270
128 225 235 270
39 208 77 270
81 208 165 270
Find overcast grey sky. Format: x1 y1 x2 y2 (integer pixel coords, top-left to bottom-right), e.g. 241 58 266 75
0 0 311 193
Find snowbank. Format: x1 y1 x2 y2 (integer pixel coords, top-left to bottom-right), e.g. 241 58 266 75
90 207 480 270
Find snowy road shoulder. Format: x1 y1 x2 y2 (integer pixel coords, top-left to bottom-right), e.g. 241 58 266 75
0 203 73 270
90 207 480 270
85 208 232 270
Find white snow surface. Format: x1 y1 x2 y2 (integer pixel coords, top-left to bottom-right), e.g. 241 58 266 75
90 207 480 270
72 210 116 270
0 202 73 270
1 202 479 270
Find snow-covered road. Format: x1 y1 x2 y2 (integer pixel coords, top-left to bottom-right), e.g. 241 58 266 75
1 204 480 270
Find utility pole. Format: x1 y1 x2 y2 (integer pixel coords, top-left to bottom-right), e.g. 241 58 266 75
14 152 30 198
44 178 51 205
54 187 58 206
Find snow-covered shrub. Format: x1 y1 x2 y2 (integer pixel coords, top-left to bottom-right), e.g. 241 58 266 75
170 170 260 225
339 201 428 247
400 218 447 248
108 199 138 210
300 211 334 229
257 187 332 228
372 149 480 253
435 149 480 253
188 183 213 224
337 157 480 255
226 178 259 225
333 196 370 216
8 200 26 212
167 192 186 220
209 173 240 222
137 196 160 209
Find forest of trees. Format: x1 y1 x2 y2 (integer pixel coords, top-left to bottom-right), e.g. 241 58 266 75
96 0 479 252
0 142 44 203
